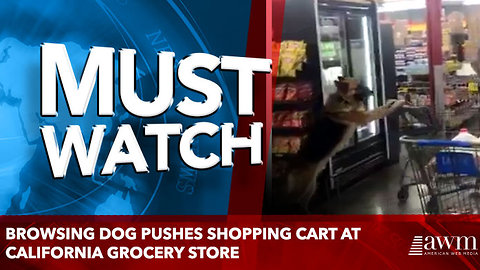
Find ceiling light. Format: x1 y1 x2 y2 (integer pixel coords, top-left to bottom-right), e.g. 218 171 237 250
464 0 480 5
378 0 426 13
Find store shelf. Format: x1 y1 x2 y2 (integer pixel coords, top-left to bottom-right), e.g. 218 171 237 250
397 87 429 93
272 126 309 136
445 100 471 109
272 153 300 159
320 36 341 42
322 59 342 69
274 99 315 106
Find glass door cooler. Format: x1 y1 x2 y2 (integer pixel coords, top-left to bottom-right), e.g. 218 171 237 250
265 0 400 213
315 0 390 190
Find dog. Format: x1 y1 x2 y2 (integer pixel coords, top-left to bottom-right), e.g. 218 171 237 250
286 77 405 210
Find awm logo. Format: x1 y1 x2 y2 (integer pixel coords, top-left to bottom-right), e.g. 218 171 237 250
409 235 478 256
408 236 424 256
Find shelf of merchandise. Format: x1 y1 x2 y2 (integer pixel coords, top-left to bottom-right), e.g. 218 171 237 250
272 72 313 150
397 79 478 133
272 73 319 168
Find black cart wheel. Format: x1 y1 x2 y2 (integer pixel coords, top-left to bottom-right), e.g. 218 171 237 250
397 187 409 202
426 197 439 214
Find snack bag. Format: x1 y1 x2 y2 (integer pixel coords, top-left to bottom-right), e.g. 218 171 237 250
277 137 291 154
273 111 288 127
294 111 309 128
285 87 297 101
278 40 307 77
282 111 294 127
296 82 313 100
289 137 302 154
275 84 288 101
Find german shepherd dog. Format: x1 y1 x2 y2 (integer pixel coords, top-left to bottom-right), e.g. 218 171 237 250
286 77 404 210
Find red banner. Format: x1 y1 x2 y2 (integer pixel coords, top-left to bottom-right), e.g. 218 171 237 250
1 215 479 269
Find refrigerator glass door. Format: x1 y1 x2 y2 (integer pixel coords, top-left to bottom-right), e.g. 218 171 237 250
346 15 380 142
317 13 355 148
317 14 348 101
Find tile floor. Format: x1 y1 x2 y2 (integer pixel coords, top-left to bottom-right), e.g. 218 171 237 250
312 159 424 215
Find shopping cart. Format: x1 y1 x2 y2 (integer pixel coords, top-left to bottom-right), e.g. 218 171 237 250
397 107 480 202
400 136 480 214
397 106 441 202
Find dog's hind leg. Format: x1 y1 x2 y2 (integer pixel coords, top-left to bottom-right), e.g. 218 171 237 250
287 164 316 210
288 157 330 211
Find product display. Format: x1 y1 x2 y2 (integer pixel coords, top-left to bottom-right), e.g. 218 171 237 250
394 26 429 77
277 40 307 77
272 136 303 155
274 82 314 102
272 45 315 184
273 111 309 128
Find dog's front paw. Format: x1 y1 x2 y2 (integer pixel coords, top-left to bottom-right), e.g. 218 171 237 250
387 99 405 111
386 99 397 107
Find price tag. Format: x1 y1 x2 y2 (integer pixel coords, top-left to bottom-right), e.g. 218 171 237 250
468 82 478 93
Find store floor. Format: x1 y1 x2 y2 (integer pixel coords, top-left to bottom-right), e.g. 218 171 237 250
311 155 423 215
311 114 480 215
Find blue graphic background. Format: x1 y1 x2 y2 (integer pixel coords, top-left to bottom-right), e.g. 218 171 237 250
0 0 252 215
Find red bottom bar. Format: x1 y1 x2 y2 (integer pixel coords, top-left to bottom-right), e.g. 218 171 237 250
0 215 479 269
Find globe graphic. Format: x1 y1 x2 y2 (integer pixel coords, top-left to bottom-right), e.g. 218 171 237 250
0 37 148 215
0 0 242 215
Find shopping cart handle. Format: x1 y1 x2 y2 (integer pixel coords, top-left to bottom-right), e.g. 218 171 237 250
416 140 472 147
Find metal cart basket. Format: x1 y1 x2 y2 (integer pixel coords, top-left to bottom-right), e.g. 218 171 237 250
397 107 480 202
400 137 480 214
